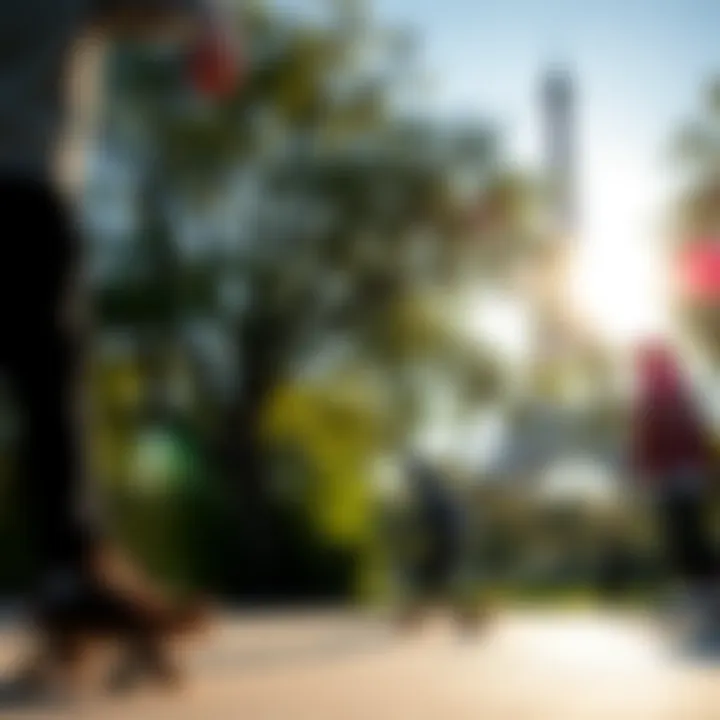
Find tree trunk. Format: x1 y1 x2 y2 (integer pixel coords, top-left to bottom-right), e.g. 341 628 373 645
220 303 289 599
137 169 181 422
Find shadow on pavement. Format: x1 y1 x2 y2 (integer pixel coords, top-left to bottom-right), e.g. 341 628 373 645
0 678 62 712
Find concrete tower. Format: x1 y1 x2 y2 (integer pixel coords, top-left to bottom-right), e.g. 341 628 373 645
529 67 580 380
542 68 576 238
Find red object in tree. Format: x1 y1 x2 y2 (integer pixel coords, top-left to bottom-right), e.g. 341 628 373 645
189 27 242 100
675 240 720 302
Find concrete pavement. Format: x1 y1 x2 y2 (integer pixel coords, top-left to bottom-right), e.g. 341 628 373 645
0 609 717 719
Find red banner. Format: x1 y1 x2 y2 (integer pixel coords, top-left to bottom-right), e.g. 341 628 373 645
676 240 720 302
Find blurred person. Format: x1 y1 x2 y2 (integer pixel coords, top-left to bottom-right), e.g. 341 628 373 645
0 0 239 693
395 457 485 635
597 530 635 599
631 340 718 630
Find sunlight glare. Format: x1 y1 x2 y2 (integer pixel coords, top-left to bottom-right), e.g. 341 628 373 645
567 231 667 345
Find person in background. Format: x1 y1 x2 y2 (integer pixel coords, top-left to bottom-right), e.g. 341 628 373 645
396 457 484 634
0 0 240 692
597 528 635 600
631 340 718 630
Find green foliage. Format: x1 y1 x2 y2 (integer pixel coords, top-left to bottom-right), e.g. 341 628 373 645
74 0 533 602
262 380 384 596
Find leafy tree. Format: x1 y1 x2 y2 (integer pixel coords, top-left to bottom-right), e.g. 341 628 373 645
85 0 534 599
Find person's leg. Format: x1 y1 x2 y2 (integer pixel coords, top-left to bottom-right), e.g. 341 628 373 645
0 179 207 692
11 315 100 587
664 494 712 579
676 492 718 621
395 543 437 632
658 488 716 629
0 178 101 589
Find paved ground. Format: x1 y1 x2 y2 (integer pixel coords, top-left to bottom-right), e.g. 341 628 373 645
0 608 717 719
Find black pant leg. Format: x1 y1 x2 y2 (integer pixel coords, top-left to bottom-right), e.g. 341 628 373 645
0 178 101 576
659 492 716 584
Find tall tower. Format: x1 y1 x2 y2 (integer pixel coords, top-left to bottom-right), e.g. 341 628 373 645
530 67 579 391
542 68 576 239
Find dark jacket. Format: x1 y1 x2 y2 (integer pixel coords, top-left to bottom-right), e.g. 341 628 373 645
408 461 464 545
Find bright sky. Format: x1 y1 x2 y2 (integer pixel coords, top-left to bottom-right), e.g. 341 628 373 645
270 0 720 342
373 0 720 342
375 0 718 208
